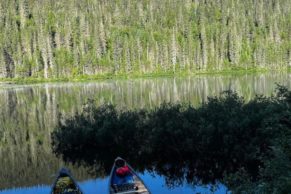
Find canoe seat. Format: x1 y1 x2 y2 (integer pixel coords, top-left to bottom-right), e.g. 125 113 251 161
112 183 136 193
111 182 149 194
114 190 149 194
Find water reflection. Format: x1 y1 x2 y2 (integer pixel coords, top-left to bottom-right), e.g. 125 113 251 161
0 176 229 194
50 101 252 192
0 185 51 194
0 73 290 193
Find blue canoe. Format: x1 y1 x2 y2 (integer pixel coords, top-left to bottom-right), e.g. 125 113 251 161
109 157 151 194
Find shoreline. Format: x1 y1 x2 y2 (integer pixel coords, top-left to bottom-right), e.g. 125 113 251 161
0 67 289 85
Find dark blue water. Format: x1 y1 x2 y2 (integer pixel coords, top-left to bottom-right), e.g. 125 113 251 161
0 172 229 194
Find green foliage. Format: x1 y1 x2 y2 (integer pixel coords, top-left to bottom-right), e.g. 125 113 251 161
0 0 290 79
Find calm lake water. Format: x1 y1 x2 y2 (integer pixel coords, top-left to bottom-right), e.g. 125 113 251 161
0 72 290 194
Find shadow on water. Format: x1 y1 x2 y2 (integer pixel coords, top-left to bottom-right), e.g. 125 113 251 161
51 86 291 193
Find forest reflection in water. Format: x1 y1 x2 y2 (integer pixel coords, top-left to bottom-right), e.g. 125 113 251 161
0 72 290 193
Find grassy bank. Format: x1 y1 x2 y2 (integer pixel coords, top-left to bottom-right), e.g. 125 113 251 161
0 67 281 85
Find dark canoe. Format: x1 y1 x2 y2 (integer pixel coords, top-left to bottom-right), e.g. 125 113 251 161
51 168 83 194
109 157 151 194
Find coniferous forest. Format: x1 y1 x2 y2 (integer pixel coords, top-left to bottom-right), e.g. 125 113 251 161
0 0 290 79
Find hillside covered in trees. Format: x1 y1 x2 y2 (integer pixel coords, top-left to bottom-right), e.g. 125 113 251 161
0 0 290 79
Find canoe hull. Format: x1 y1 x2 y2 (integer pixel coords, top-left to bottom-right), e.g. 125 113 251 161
109 157 151 194
51 168 83 194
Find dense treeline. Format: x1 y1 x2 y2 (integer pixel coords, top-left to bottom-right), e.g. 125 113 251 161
0 0 290 79
52 86 291 193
